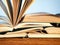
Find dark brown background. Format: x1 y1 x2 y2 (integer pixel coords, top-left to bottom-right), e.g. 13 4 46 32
0 38 60 45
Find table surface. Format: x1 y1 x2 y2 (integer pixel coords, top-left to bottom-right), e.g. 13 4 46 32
0 38 60 45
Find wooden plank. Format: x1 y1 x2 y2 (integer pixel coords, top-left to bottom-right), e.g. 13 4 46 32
0 38 60 45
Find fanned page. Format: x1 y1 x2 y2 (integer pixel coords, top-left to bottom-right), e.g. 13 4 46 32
0 13 11 27
0 0 12 26
0 0 14 33
0 16 11 25
0 16 13 32
6 0 13 25
0 0 34 35
0 0 9 18
16 0 34 25
12 0 22 26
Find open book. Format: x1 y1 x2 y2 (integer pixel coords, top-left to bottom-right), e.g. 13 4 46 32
0 0 60 38
0 0 34 32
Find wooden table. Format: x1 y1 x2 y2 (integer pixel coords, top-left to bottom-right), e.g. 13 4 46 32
0 38 60 45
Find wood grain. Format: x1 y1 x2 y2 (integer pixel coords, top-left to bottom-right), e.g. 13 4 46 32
0 38 60 45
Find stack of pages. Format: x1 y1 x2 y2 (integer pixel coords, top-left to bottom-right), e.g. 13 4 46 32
0 0 60 38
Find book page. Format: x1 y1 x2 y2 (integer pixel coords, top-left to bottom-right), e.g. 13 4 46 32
0 0 12 26
6 0 13 25
0 33 26 38
14 23 53 29
20 0 25 11
0 24 11 27
0 0 9 18
28 33 60 38
12 0 22 26
45 27 60 34
0 27 13 32
23 14 60 23
0 16 12 25
6 27 43 34
16 0 34 25
0 27 60 38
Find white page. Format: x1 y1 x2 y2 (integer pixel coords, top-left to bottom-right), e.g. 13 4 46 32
0 27 13 32
16 0 34 25
0 16 11 24
6 27 43 34
0 0 12 26
14 23 53 29
0 24 11 27
45 27 60 34
28 33 60 38
5 0 13 25
0 33 26 38
0 0 9 17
